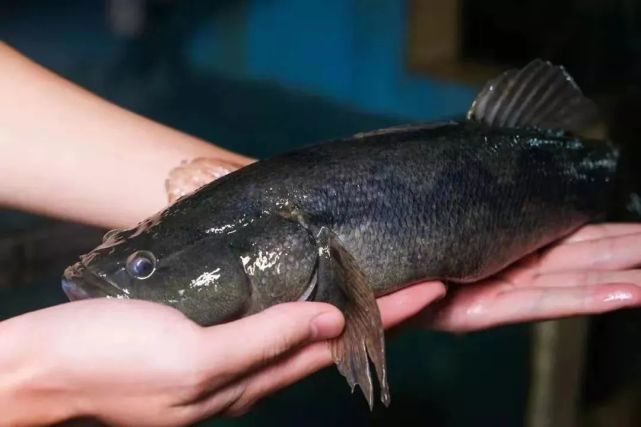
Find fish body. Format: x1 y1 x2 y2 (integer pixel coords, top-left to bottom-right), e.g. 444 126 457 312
61 59 636 408
158 121 617 297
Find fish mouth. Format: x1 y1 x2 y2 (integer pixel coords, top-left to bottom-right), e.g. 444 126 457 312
61 262 125 301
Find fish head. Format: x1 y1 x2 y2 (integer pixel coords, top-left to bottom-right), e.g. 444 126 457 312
62 219 253 326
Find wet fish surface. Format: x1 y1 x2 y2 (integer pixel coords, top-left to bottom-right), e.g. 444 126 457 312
62 59 639 408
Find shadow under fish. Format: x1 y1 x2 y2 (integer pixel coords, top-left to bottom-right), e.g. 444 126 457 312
62 59 641 409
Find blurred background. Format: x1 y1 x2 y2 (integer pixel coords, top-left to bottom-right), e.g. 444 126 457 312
1 1 641 426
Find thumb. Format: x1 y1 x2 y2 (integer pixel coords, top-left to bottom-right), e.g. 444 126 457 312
199 302 344 381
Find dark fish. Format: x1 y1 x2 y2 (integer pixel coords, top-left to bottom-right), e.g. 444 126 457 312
61 59 640 408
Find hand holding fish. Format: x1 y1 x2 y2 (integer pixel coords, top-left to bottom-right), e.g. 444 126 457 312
0 281 443 426
2 226 637 426
3 42 641 422
418 223 641 332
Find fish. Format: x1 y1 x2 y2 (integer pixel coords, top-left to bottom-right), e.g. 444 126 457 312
61 59 640 409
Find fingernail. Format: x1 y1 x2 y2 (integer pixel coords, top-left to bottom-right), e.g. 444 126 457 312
310 310 344 340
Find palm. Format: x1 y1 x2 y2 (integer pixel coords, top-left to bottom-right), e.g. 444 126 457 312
416 223 641 332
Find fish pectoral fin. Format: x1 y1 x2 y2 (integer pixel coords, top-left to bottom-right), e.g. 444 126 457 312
467 58 599 134
165 157 245 204
315 227 390 410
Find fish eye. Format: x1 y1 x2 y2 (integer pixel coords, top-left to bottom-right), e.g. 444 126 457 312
126 251 157 279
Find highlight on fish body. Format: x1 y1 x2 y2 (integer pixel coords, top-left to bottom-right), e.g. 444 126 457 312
62 59 641 409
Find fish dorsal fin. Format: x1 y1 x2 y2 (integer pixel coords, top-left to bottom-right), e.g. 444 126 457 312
467 59 599 133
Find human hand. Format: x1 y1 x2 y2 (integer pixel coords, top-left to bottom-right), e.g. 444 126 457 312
4 284 444 426
413 223 641 333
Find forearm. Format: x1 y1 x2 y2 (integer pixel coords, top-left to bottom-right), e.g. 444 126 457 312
0 42 252 229
0 316 74 426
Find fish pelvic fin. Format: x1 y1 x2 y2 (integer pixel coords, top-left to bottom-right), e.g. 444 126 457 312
314 227 390 410
467 58 599 134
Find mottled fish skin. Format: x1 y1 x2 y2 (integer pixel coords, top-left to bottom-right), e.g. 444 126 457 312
147 121 618 297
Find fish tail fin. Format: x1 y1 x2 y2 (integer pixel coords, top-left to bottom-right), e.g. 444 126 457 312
603 95 641 221
624 153 641 221
608 144 641 222
609 155 641 222
623 189 641 221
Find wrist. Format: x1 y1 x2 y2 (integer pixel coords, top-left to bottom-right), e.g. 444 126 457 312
0 315 79 426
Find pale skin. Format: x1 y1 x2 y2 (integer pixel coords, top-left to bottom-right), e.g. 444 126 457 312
0 42 639 426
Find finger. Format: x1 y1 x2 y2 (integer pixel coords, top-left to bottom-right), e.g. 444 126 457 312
537 232 641 273
530 269 641 288
198 302 344 387
560 223 641 243
378 281 447 328
194 282 446 417
194 340 333 418
424 282 641 333
165 157 244 203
